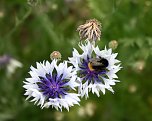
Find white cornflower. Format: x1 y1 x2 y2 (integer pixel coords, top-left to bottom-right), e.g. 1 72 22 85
23 60 80 111
69 42 121 98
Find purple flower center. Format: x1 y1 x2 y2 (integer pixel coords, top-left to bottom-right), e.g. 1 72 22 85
38 73 69 99
79 57 108 84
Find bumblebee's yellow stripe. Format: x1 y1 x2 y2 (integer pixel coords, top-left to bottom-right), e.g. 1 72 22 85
88 62 94 71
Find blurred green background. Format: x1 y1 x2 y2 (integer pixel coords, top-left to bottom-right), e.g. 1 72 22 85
0 0 152 121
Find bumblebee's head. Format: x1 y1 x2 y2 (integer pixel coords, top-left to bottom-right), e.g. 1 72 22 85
88 57 109 71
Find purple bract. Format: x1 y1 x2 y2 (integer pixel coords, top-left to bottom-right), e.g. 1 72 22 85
38 74 69 99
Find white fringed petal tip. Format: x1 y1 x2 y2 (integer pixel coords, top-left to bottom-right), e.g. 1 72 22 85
69 42 122 99
23 60 80 111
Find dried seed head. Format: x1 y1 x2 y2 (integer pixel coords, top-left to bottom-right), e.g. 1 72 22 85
50 51 62 61
77 19 101 42
108 40 118 50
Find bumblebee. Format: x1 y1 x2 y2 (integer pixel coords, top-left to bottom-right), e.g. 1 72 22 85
88 57 109 71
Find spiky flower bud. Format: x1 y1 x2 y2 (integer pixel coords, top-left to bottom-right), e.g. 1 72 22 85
108 40 118 50
77 19 101 42
50 51 62 61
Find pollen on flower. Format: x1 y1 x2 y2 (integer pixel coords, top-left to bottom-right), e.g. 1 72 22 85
77 19 101 42
50 51 62 60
